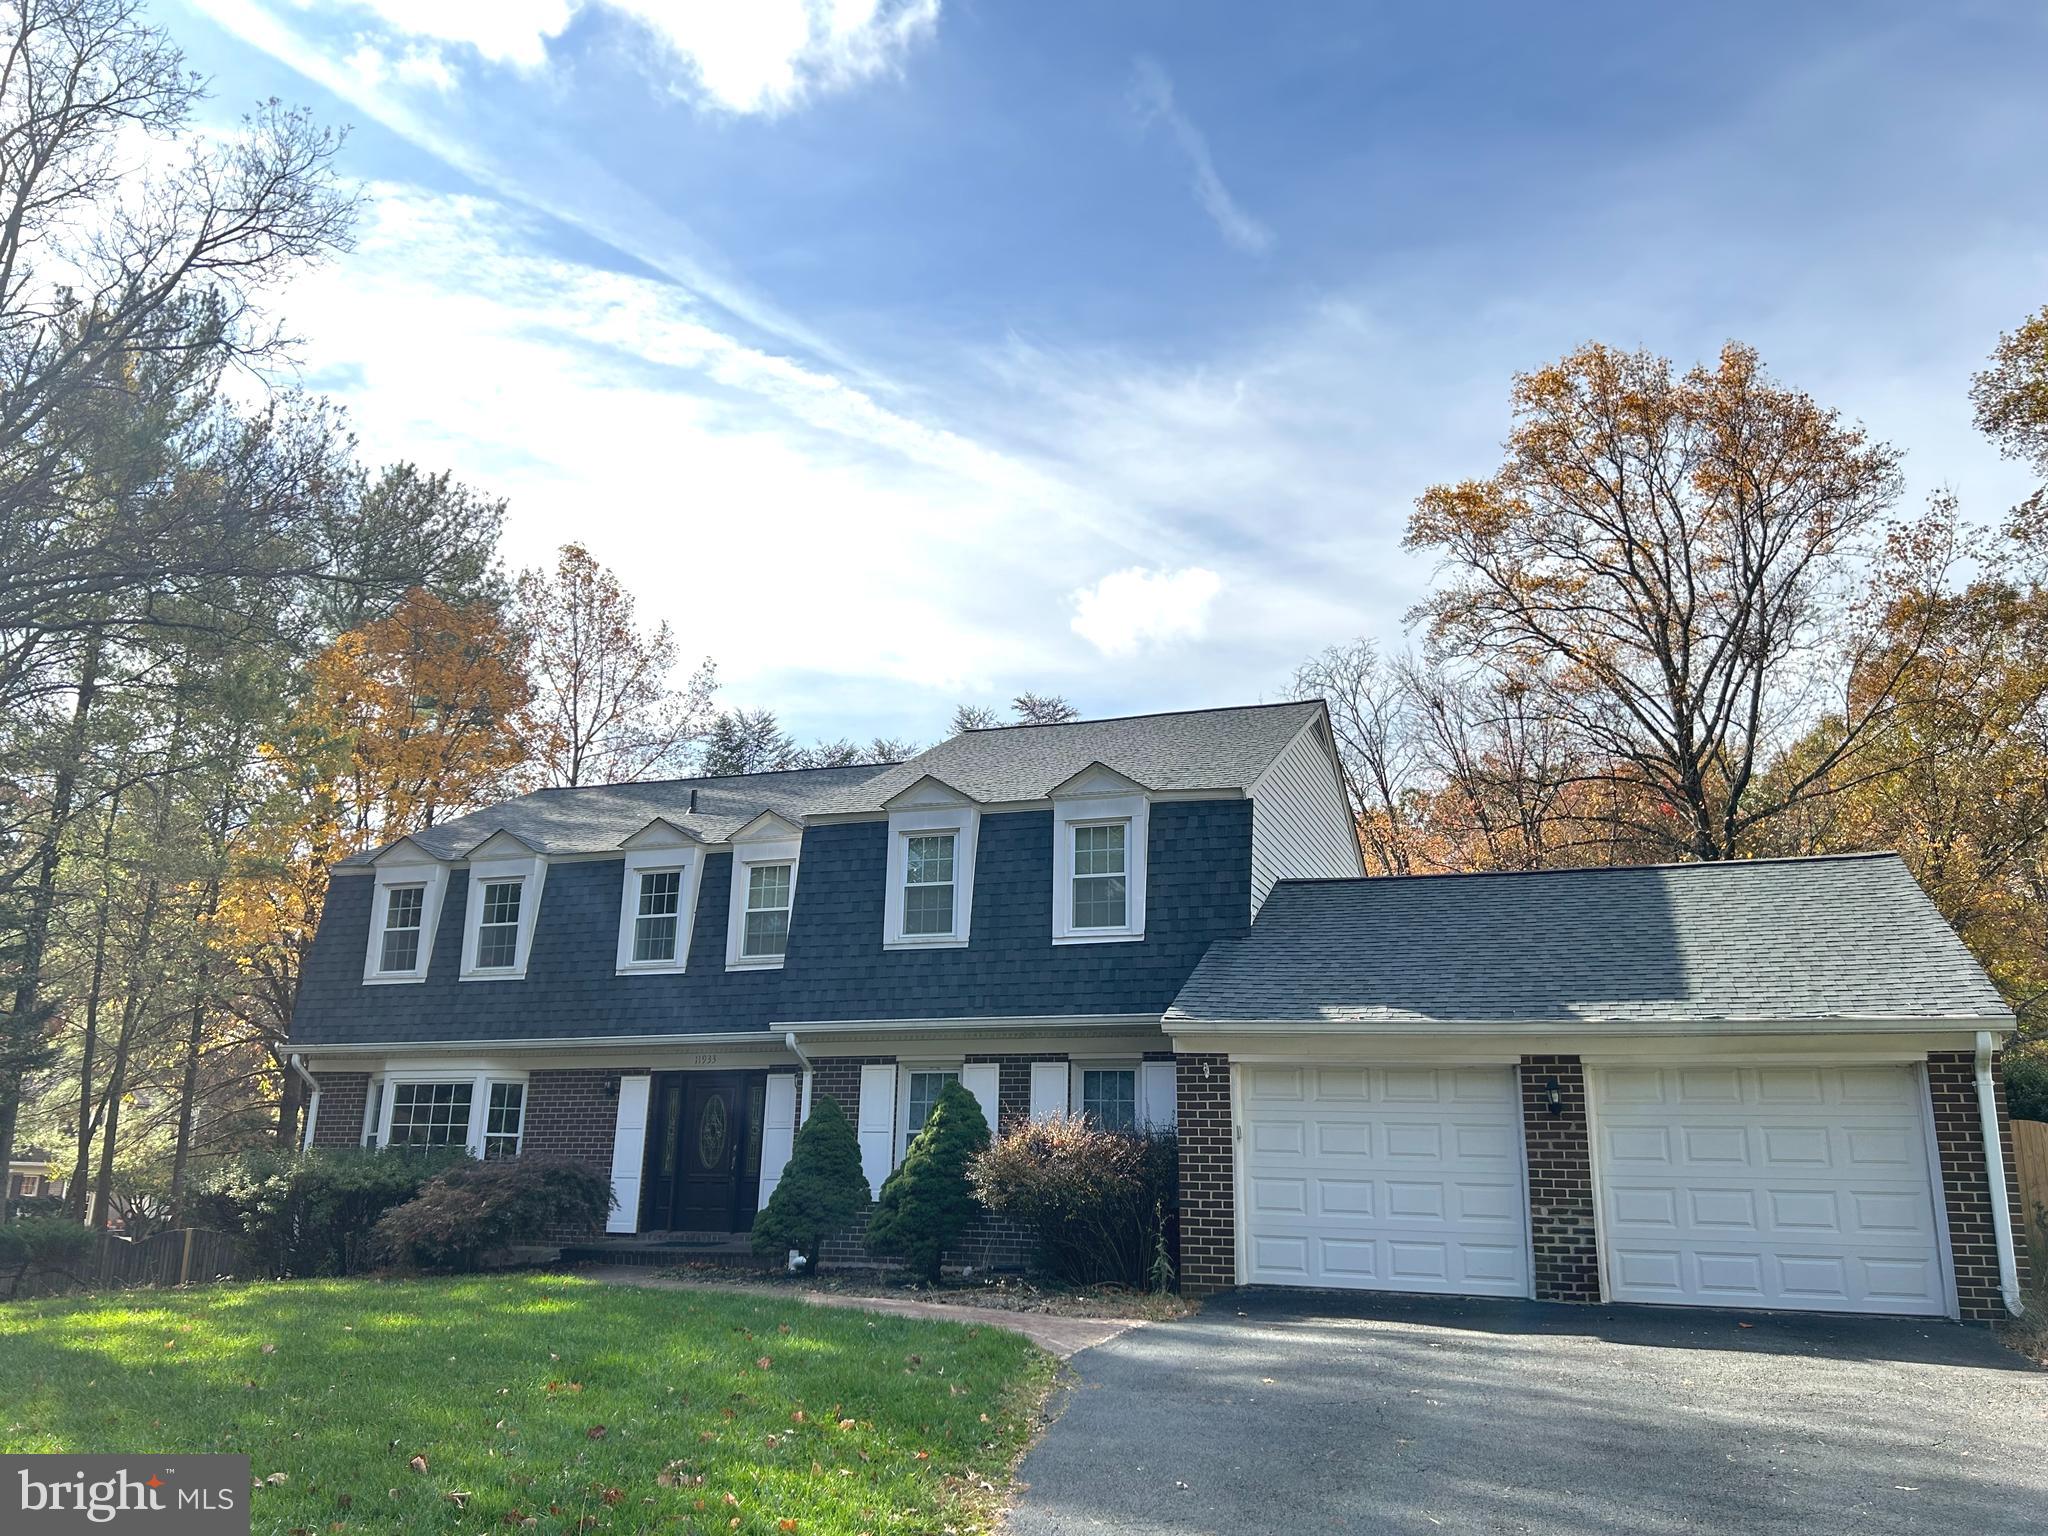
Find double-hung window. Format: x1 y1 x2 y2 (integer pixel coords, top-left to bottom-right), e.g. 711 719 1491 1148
388 1082 473 1148
632 870 682 962
903 1069 959 1151
902 834 956 937
1081 1068 1137 1130
475 881 523 969
743 863 793 959
1071 824 1128 930
484 1082 525 1159
380 886 425 971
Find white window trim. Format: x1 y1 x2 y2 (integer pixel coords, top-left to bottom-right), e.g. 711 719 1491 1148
374 1068 529 1159
1052 792 1149 944
1070 1059 1142 1130
460 856 548 981
883 807 979 949
361 1075 385 1148
897 1062 964 1157
615 848 705 974
362 861 450 984
726 836 801 971
482 1079 528 1160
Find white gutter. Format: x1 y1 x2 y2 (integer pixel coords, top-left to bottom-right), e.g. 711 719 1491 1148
287 1054 321 1152
1975 1031 2025 1317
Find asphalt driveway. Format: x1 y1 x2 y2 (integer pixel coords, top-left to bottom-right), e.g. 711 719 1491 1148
1006 1290 2047 1535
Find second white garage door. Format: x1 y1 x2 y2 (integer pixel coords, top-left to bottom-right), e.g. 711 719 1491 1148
1594 1065 1948 1316
1240 1065 1530 1296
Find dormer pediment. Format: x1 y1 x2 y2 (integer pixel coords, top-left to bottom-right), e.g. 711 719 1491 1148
369 834 444 868
465 828 544 861
882 774 979 811
1047 761 1150 800
620 816 703 851
728 809 805 844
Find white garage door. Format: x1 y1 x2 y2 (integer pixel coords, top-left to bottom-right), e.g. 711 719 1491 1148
1240 1065 1530 1296
1594 1065 1947 1317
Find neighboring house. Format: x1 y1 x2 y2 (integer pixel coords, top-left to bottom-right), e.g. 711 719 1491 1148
289 702 2029 1322
7 1149 66 1202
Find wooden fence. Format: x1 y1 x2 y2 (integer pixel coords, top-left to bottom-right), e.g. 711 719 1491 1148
2017 1119 2048 1284
4 1227 254 1302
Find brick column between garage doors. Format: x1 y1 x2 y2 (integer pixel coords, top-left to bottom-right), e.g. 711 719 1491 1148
1926 1050 2031 1322
1177 1053 1235 1296
1519 1056 1600 1303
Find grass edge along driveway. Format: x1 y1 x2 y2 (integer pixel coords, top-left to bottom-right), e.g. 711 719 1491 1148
0 1273 1057 1535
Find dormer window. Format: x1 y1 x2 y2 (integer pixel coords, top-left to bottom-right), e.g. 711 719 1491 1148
724 811 803 970
743 863 793 958
459 834 547 980
880 777 979 949
379 886 426 971
615 821 705 975
361 839 451 984
1050 765 1149 944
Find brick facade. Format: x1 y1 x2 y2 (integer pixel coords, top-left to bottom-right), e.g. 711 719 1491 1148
308 1073 369 1148
965 1051 1068 1133
1927 1050 2031 1322
1176 1052 1234 1295
524 1068 648 1179
806 1055 895 1123
1518 1056 1600 1303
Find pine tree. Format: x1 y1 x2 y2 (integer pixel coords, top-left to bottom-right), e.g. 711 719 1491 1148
866 1080 990 1282
750 1096 870 1271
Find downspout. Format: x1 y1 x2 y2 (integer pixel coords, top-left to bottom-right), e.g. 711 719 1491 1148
1975 1031 2024 1317
784 1031 814 1121
288 1055 321 1153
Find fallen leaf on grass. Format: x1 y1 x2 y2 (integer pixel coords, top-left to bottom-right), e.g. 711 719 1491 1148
407 1457 428 1475
586 1426 607 1441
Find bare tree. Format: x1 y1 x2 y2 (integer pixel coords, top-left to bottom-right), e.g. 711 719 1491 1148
1290 639 1425 874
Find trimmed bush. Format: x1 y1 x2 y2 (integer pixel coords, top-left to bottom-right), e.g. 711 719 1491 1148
971 1117 1178 1289
0 1216 99 1299
375 1157 611 1272
200 1146 466 1277
2007 1047 2048 1123
751 1096 869 1271
867 1080 989 1282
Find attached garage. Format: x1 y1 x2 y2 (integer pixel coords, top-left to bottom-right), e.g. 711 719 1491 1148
1593 1064 1948 1316
1239 1064 1530 1296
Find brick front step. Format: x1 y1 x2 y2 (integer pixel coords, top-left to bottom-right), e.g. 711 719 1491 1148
558 1234 774 1268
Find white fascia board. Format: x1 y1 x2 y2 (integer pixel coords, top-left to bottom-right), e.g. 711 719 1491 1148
464 827 544 860
728 809 805 843
1045 760 1151 800
619 816 703 849
1163 1013 2017 1037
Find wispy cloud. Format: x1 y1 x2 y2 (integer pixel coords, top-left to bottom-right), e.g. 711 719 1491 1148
1129 55 1273 255
1071 566 1224 658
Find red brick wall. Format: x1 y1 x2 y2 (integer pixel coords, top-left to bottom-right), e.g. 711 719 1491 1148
1519 1056 1599 1303
1927 1050 2030 1322
1177 1052 1234 1295
309 1073 369 1149
524 1068 651 1177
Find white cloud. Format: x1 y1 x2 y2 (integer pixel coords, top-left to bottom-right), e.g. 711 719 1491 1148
1129 56 1272 255
1070 566 1225 658
346 0 573 71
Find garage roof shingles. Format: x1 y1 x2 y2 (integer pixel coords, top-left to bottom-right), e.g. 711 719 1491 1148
1167 853 2010 1026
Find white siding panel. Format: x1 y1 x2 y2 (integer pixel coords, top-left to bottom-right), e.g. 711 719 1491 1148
1250 718 1362 914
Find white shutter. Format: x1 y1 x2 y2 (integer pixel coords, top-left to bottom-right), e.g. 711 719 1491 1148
960 1062 1000 1139
856 1064 897 1198
606 1075 651 1233
758 1073 798 1207
1140 1059 1177 1130
1029 1060 1069 1123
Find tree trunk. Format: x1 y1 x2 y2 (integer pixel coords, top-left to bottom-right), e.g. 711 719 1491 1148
0 631 102 1218
169 769 239 1213
66 786 123 1219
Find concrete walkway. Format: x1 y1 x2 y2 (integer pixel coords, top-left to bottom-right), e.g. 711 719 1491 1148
579 1264 1140 1358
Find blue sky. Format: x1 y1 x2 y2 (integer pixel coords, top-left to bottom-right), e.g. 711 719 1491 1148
171 1 2048 745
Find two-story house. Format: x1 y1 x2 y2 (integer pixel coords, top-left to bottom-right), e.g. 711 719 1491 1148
290 701 2029 1323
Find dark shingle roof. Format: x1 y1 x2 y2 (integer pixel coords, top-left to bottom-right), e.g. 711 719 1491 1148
1167 853 2009 1026
808 701 1322 812
339 702 1320 866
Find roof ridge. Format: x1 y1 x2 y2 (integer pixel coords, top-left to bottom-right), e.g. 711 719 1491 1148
1270 850 1903 888
956 699 1318 734
521 760 905 796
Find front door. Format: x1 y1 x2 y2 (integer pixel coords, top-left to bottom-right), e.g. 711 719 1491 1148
640 1071 767 1233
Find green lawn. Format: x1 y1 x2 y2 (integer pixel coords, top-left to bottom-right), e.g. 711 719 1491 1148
0 1273 1055 1535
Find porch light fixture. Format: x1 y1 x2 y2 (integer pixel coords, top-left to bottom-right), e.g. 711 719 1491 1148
1545 1076 1562 1117
604 1077 620 1101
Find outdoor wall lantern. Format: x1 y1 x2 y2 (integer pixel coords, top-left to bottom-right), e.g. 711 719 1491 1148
1545 1076 1563 1116
604 1077 620 1101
